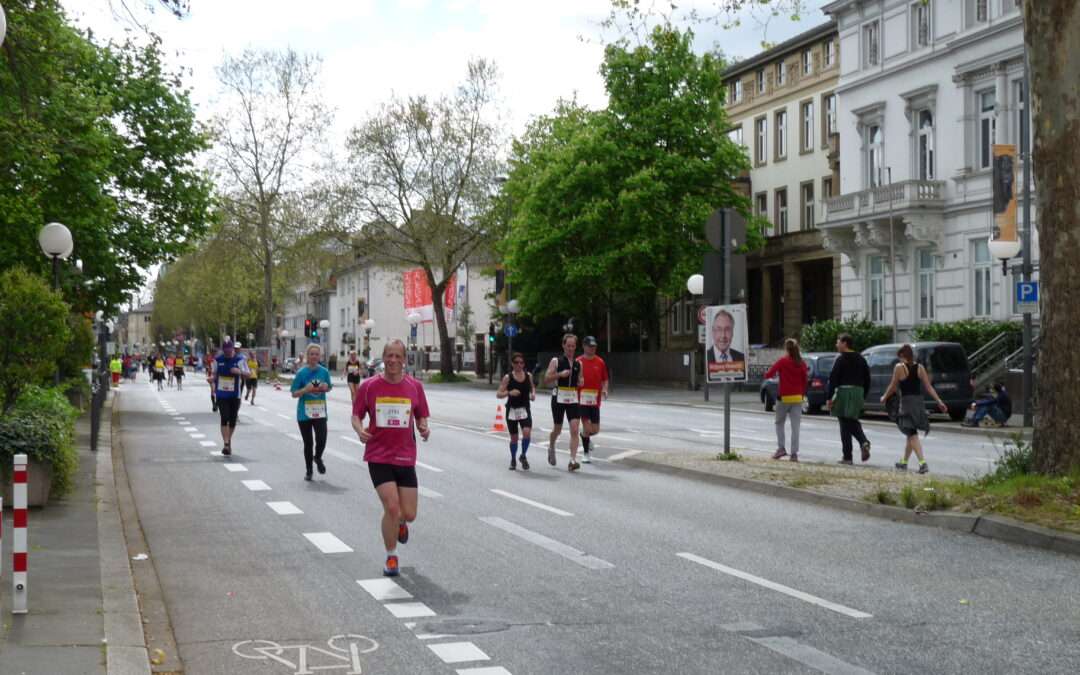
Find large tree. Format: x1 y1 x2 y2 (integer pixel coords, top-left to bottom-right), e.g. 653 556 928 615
345 59 503 376
501 27 752 348
0 0 213 313
211 48 330 347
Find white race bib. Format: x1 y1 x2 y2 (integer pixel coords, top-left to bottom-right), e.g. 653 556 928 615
347 364 360 374
218 377 236 392
579 389 599 406
304 400 327 419
375 397 412 428
507 406 529 421
556 387 578 404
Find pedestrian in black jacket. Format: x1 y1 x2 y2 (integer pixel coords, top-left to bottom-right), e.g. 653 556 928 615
826 333 872 464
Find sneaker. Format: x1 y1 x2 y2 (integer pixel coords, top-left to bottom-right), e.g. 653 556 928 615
509 458 517 471
212 402 218 412
772 448 788 460
547 439 557 466
222 444 232 457
917 463 930 474
582 451 591 464
860 441 872 462
837 459 853 465
397 522 409 544
895 462 908 471
383 555 400 577
315 457 326 474
520 455 530 471
568 460 580 472
789 454 799 463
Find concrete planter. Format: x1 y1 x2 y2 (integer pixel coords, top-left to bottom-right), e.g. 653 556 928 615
3 458 54 507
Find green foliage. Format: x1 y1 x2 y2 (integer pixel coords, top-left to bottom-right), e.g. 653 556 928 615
0 1 212 313
0 385 81 497
899 485 917 509
58 313 95 380
872 487 897 505
982 436 1036 485
0 267 71 410
911 319 1022 357
716 451 742 461
800 315 892 352
500 26 754 332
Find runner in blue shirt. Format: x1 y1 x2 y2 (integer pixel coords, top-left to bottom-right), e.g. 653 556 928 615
208 340 250 456
291 343 333 481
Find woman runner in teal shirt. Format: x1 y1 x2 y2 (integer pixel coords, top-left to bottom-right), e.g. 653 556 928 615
291 344 333 481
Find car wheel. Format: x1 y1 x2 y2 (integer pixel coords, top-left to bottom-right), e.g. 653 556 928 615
764 394 775 412
948 406 966 422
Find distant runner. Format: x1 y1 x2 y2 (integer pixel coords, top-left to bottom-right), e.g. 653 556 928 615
173 352 185 391
209 340 250 457
244 351 259 405
496 352 536 470
166 354 175 388
291 344 332 481
351 339 430 577
153 354 166 392
576 336 609 463
345 350 363 402
544 333 582 471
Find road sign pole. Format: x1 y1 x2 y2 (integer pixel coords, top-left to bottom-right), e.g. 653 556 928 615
723 214 732 457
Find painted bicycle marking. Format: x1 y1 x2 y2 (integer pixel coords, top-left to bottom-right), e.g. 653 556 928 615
232 634 379 674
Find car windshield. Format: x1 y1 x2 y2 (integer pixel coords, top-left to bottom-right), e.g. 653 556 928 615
814 356 837 374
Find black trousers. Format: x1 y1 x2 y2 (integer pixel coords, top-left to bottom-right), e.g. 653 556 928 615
838 416 869 460
298 418 328 472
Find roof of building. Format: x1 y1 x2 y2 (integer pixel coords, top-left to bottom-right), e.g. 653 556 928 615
722 20 838 80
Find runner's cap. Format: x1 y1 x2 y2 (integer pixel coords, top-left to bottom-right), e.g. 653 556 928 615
583 336 598 346
223 340 235 349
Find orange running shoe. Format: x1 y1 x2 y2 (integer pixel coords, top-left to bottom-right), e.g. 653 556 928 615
383 555 400 577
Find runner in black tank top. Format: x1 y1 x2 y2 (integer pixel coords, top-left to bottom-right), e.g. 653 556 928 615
497 353 535 470
544 334 583 471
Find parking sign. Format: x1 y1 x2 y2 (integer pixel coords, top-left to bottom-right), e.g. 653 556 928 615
1016 281 1038 314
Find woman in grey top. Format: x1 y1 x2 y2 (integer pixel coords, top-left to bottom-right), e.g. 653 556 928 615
880 344 948 474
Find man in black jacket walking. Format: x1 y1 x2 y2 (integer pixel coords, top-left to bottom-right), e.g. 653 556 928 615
826 334 872 464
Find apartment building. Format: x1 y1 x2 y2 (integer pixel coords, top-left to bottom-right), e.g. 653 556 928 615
819 0 1038 331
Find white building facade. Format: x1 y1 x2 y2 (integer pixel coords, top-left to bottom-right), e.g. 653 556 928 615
820 0 1038 333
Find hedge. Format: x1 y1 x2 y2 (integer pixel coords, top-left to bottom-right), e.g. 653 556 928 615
800 315 893 352
0 385 80 497
910 319 1022 357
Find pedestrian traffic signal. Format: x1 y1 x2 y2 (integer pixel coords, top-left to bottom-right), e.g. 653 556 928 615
304 318 312 337
488 322 496 344
311 323 319 338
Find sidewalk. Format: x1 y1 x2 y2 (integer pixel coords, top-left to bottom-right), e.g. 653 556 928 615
0 393 150 675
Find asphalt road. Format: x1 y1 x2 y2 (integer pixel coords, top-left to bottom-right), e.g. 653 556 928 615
115 377 1080 675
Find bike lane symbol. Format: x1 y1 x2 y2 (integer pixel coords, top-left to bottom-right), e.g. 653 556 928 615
232 634 379 674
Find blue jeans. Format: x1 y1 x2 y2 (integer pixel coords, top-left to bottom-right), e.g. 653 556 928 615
972 403 1007 424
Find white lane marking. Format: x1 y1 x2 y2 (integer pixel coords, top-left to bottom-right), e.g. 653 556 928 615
277 413 291 420
341 436 364 446
356 578 413 601
175 419 189 424
303 532 354 554
456 667 513 675
748 636 876 675
490 489 573 517
597 433 635 442
607 450 643 462
479 517 614 570
266 501 303 515
326 448 362 466
223 464 248 472
415 460 444 473
190 433 206 439
677 553 872 619
418 486 442 499
384 602 436 619
199 440 218 447
286 432 302 442
241 480 271 492
428 642 489 664
183 427 198 432
416 631 453 640
257 419 275 427
257 406 269 412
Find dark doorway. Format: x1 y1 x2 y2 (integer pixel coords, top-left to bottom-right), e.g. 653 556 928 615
747 268 763 344
800 258 834 326
769 266 784 345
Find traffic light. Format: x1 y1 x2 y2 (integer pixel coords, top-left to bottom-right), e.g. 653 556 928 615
488 322 496 344
311 322 319 339
304 318 312 337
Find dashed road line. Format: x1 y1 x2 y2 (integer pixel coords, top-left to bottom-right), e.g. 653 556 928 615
479 517 614 570
456 667 513 675
357 578 413 601
418 486 443 499
720 622 876 675
341 436 364 446
383 602 436 619
223 464 248 472
182 426 198 432
678 553 872 619
428 642 489 664
266 501 303 515
241 480 271 492
607 450 643 461
190 433 206 439
303 532 353 554
199 440 218 447
490 489 573 517
415 460 444 473
277 413 292 420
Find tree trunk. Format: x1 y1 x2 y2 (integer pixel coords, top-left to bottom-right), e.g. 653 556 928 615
261 217 274 350
1027 1 1080 474
427 271 455 377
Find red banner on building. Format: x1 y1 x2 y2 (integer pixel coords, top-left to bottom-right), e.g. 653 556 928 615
402 269 456 322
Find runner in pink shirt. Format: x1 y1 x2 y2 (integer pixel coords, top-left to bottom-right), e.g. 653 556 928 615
351 339 431 577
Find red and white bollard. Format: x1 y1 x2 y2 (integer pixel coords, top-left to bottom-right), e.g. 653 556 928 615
12 453 28 614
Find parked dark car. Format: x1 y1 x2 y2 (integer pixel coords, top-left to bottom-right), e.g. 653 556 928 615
281 357 300 374
860 342 973 421
759 352 839 415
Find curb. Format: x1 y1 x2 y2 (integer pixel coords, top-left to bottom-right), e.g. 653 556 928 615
96 393 153 675
620 456 1080 557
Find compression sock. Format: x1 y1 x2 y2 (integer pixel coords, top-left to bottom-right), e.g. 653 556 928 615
521 437 530 455
510 441 518 460
581 433 591 451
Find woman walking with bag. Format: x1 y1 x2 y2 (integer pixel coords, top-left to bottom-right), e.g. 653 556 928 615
880 344 948 474
767 338 809 462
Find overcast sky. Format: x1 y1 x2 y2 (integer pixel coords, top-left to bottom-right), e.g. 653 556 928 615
63 0 829 142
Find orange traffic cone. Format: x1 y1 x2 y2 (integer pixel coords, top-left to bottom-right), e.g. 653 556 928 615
490 404 507 433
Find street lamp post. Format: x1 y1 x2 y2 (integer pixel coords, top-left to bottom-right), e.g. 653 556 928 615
504 299 520 374
407 312 422 376
319 320 330 351
686 274 704 394
39 223 73 384
362 318 375 359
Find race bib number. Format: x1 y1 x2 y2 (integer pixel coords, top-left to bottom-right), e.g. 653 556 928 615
579 389 599 406
218 377 236 392
507 406 529 421
556 387 578 404
375 397 412 428
347 364 360 374
304 400 327 419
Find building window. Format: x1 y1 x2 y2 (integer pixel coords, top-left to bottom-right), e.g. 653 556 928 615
824 39 836 67
776 61 786 87
684 299 694 331
973 239 993 316
823 93 837 145
822 176 833 198
867 124 883 187
864 21 880 67
729 79 742 104
755 117 768 165
756 69 766 94
801 101 814 152
775 109 787 159
802 49 812 75
869 256 885 322
670 300 683 335
727 126 744 146
756 192 769 234
801 183 815 231
775 188 788 235
979 90 996 169
918 249 936 321
917 109 935 180
914 2 931 47
976 0 989 22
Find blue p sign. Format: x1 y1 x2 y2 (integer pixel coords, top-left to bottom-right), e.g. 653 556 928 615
1016 281 1038 304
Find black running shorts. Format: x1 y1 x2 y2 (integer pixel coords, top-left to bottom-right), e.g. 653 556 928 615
218 397 241 428
368 462 419 489
550 398 579 424
579 405 600 425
